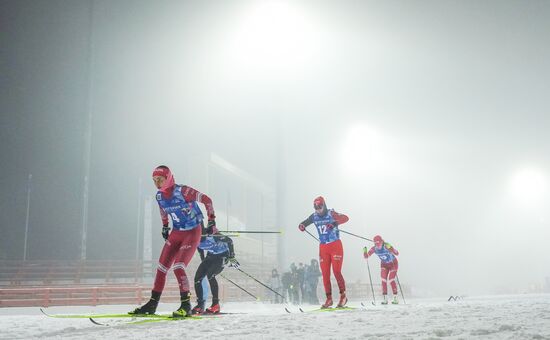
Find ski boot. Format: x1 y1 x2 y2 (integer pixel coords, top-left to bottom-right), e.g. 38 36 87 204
381 294 388 305
321 294 333 309
129 291 160 315
391 295 399 305
205 300 220 314
337 292 348 308
173 291 192 317
191 300 205 315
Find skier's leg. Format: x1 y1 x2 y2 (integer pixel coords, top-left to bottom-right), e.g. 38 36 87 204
152 233 180 293
331 240 346 294
192 260 208 313
172 227 202 317
319 245 332 296
172 226 202 293
204 256 224 313
130 232 179 314
388 260 399 295
381 266 389 295
319 244 333 308
330 240 346 307
207 257 224 303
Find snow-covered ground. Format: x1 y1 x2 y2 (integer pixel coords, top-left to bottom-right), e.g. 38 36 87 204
1 294 549 340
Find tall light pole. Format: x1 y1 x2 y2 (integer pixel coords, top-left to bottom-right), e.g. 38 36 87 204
23 174 32 261
81 0 95 260
136 178 142 261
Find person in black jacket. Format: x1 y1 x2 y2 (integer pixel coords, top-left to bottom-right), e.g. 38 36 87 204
305 259 322 304
191 224 239 314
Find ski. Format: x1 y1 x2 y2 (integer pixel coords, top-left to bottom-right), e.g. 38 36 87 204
192 312 245 316
284 306 305 313
360 302 376 307
286 306 356 313
89 315 202 326
306 306 356 312
40 308 170 319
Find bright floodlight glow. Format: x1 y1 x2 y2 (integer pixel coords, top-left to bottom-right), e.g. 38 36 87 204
341 124 383 176
222 1 318 75
509 167 548 208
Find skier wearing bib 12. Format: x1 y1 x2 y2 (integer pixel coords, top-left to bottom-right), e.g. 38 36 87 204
130 165 216 317
363 235 400 304
191 224 239 315
298 196 349 308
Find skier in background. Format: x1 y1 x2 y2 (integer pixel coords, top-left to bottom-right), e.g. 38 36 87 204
191 225 239 314
297 262 306 304
298 196 349 308
130 165 216 317
363 235 400 304
305 258 321 304
281 270 292 302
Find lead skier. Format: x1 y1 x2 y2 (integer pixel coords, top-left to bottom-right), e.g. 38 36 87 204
130 165 216 317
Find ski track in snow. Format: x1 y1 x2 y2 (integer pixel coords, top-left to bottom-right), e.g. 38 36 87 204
1 294 549 340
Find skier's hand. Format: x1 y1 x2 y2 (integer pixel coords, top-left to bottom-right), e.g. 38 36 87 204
363 246 369 258
206 219 218 235
162 225 170 241
226 257 240 268
298 224 306 232
326 222 337 230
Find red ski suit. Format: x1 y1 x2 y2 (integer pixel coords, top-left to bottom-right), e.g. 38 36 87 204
300 210 349 296
365 243 399 295
153 185 215 294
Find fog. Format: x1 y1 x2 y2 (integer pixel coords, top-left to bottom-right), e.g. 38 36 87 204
1 0 549 297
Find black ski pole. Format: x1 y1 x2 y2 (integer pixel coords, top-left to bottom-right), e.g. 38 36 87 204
220 274 259 300
305 229 319 242
396 273 406 304
221 230 282 234
339 229 373 242
235 267 286 300
365 256 376 305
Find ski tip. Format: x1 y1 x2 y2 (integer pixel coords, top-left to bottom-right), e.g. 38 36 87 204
284 307 291 313
299 308 304 313
89 318 106 326
39 308 51 317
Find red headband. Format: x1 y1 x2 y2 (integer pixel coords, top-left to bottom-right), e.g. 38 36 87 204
152 167 170 178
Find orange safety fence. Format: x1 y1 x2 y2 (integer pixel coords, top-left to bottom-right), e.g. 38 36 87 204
0 285 179 307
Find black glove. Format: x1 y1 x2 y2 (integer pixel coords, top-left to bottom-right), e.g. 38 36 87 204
225 256 240 268
206 219 217 235
162 225 170 241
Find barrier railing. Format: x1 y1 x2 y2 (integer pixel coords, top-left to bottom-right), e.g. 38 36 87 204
0 285 181 307
0 260 403 307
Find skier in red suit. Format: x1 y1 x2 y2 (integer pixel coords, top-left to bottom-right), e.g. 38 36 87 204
130 165 216 317
298 196 349 308
364 235 400 304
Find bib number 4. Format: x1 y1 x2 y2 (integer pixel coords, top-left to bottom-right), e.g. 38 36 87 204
170 212 180 223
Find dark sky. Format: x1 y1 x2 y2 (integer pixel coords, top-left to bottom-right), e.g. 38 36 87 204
1 1 90 260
